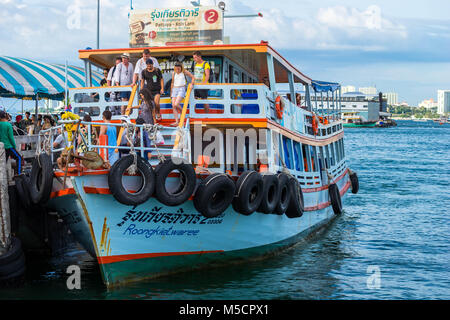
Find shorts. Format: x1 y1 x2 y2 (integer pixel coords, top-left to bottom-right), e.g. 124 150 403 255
150 90 161 97
120 91 131 100
195 89 209 99
171 86 186 98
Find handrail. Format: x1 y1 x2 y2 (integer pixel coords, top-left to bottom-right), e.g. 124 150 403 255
115 84 138 152
174 83 193 149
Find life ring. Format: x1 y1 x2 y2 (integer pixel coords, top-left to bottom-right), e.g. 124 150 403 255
328 183 342 215
108 154 155 206
275 96 283 119
349 171 359 194
312 114 319 135
285 177 304 218
30 153 53 204
275 173 291 215
194 173 235 218
257 174 280 214
232 171 264 216
155 158 196 206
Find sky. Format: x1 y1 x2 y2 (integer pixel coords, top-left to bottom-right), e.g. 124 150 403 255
1 0 450 108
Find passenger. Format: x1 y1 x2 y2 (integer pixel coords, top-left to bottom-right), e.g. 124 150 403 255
99 110 118 165
133 49 160 86
140 59 164 121
42 115 53 130
170 62 195 126
113 53 134 115
19 112 32 132
53 127 68 150
192 51 210 113
118 116 132 158
107 57 122 108
131 88 156 125
134 117 153 161
0 110 23 175
77 114 98 155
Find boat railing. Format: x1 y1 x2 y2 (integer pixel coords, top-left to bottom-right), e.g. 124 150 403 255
36 120 191 168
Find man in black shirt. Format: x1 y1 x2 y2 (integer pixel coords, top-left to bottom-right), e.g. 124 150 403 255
140 59 164 121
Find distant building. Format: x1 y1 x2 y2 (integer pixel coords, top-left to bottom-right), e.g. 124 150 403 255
437 90 450 115
418 98 438 110
341 85 356 94
383 92 398 106
359 87 377 95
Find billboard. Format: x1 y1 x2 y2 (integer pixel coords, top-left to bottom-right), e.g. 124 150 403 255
129 6 223 47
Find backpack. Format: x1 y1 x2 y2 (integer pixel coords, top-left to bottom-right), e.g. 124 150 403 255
191 61 214 83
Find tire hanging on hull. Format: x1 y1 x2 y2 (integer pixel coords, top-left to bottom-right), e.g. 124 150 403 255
257 174 280 214
275 173 291 215
194 173 236 218
29 153 53 205
232 171 264 216
285 177 304 218
329 183 343 215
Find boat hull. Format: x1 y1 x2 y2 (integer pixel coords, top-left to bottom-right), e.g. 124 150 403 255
48 171 350 288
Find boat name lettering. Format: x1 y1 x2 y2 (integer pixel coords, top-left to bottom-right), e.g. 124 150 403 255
123 224 200 238
117 207 224 227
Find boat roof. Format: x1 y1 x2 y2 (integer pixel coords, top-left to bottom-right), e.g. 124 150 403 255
79 42 312 85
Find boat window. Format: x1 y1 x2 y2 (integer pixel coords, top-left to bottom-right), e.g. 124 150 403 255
230 104 260 114
310 146 318 172
282 136 294 170
301 144 312 172
194 104 224 114
293 141 303 172
324 145 331 169
73 106 100 117
233 70 241 83
327 127 332 135
74 92 99 103
230 89 258 100
329 143 336 167
193 89 223 99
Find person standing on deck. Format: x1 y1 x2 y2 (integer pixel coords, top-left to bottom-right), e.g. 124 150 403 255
133 49 160 87
113 53 134 115
170 62 195 126
140 59 164 121
130 88 156 125
99 110 118 165
192 51 210 113
0 110 23 175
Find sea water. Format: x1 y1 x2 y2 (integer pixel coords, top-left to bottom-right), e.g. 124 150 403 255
1 120 449 300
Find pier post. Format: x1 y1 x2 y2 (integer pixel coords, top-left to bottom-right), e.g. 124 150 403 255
0 142 11 255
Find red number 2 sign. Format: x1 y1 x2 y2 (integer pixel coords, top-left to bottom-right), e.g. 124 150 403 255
204 9 219 24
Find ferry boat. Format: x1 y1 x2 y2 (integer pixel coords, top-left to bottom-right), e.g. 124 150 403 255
26 40 359 288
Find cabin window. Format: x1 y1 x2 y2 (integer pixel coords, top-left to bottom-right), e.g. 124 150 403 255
193 89 223 99
231 104 260 114
327 127 332 135
73 106 100 117
230 89 258 100
282 137 294 170
293 141 303 172
194 104 224 114
74 92 99 103
324 145 331 169
233 70 241 83
329 143 336 167
310 146 318 172
301 144 312 172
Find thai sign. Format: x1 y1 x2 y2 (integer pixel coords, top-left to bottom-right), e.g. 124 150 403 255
129 6 223 47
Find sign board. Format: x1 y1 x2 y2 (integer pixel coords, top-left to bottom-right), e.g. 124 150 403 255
129 6 223 47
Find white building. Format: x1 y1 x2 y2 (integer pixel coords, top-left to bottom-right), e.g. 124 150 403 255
359 87 377 95
437 90 450 115
418 98 438 110
341 85 356 94
383 92 398 106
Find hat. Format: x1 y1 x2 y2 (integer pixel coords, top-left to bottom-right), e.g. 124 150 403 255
119 116 131 124
121 52 130 59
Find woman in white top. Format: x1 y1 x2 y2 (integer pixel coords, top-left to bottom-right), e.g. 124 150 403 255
170 62 195 126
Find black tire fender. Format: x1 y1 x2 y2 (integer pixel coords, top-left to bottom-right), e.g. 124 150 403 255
194 173 235 218
14 175 32 210
329 183 343 215
257 174 280 214
108 154 156 206
275 173 291 215
350 171 359 194
155 158 197 206
0 237 23 265
29 153 53 204
285 177 304 218
232 171 264 216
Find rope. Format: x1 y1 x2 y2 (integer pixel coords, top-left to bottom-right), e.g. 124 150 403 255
124 122 138 175
143 124 166 163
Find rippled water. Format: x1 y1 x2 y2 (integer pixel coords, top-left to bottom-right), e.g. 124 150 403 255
1 120 449 300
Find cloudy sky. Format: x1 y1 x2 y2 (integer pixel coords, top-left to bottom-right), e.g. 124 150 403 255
1 0 450 106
